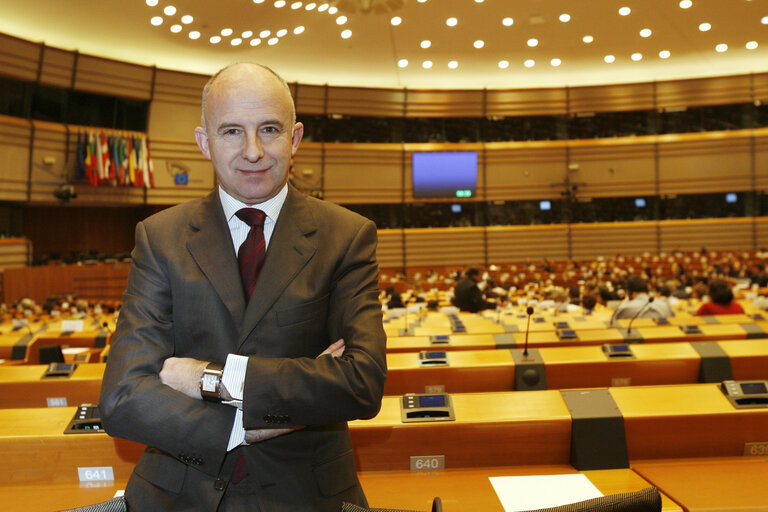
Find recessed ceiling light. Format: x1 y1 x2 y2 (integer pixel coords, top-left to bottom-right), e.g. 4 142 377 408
242 30 253 38
631 53 643 61
699 22 711 31
163 5 176 15
146 0 158 6
417 0 427 3
527 38 538 47
498 60 509 69
231 38 242 46
277 29 288 37
421 40 431 49
604 55 616 63
391 16 402 26
341 29 352 39
150 16 163 26
318 3 329 11
524 59 535 68
306 3 316 9
210 35 221 44
189 31 200 39
659 50 671 58
221 28 233 36
336 16 347 25
268 37 279 45
559 14 571 23
583 35 594 43
746 41 758 50
502 17 514 26
448 61 459 69
328 6 338 13
398 59 409 68
762 16 768 25
275 0 286 7
679 0 692 8
474 0 484 3
291 1 303 9
294 26 305 34
260 30 271 38
422 60 433 69
250 38 261 46
253 0 265 3
181 15 193 24
640 28 652 37
619 7 631 16
715 43 728 52
446 17 458 27
170 24 182 33
474 40 485 49
551 58 562 67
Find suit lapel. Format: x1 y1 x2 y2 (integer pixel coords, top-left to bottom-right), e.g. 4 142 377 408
238 187 317 346
186 191 247 327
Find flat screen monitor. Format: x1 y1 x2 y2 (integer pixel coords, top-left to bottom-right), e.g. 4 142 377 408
725 192 738 204
450 203 462 213
412 151 477 198
539 200 552 211
635 198 646 208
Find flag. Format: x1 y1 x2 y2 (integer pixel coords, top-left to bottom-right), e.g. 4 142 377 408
75 131 85 182
128 137 137 186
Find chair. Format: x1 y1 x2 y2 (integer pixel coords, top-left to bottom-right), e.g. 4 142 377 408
57 495 127 512
342 496 442 512
524 486 661 512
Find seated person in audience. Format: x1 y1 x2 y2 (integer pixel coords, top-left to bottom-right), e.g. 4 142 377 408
696 279 745 315
612 275 673 322
452 267 495 312
581 293 597 314
383 285 405 309
655 283 677 316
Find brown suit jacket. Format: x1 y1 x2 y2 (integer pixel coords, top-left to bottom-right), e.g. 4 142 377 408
99 186 387 511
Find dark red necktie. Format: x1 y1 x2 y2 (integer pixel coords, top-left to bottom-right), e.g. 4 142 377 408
231 208 266 485
235 208 267 301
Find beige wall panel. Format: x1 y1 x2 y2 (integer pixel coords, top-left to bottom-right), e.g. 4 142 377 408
324 144 404 203
295 84 327 115
326 87 406 117
0 33 39 81
568 138 657 197
485 88 568 117
486 225 569 261
657 132 753 195
0 116 32 201
754 74 768 103
291 144 324 197
405 90 485 117
570 222 658 259
403 143 484 201
755 217 768 249
659 218 754 251
145 187 209 205
656 75 753 109
39 47 75 89
69 184 148 205
149 139 215 190
153 69 206 106
74 54 153 100
29 122 68 198
148 100 201 140
485 142 567 201
404 228 486 266
0 239 31 270
377 229 405 269
754 133 768 191
568 83 656 113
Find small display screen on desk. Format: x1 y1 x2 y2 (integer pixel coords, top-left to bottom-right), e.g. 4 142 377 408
741 382 768 395
419 395 446 408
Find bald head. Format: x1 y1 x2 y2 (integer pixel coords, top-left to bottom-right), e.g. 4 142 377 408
200 63 296 130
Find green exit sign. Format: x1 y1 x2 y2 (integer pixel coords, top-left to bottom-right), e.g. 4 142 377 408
455 190 472 198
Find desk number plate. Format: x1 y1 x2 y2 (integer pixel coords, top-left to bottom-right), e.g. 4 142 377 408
78 466 115 482
410 455 445 471
744 441 768 456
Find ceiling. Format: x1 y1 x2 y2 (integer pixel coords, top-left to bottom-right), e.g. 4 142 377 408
1 0 767 90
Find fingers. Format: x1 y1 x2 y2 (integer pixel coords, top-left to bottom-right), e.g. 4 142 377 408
244 426 304 444
159 357 208 399
318 338 345 358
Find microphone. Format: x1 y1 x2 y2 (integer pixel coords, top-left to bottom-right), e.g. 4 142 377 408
627 297 655 334
523 305 534 357
101 321 114 334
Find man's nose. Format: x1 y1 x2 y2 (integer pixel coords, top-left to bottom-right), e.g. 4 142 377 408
243 134 264 161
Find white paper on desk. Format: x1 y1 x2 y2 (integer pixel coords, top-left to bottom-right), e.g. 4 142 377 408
61 319 84 332
489 474 603 512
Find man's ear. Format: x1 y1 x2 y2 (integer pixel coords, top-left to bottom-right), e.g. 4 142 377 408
291 122 304 156
194 127 211 160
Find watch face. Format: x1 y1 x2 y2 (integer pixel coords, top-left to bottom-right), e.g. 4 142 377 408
201 374 217 392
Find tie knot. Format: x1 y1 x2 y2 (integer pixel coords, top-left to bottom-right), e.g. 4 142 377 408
236 208 266 227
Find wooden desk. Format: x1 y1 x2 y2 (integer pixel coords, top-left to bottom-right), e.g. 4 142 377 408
633 457 768 512
0 363 105 408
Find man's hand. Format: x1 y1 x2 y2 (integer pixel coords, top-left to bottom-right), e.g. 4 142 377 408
159 357 208 399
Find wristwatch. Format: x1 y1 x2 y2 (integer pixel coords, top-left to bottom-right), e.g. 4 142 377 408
200 362 224 401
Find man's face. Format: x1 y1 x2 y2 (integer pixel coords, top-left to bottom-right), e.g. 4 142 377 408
195 66 303 205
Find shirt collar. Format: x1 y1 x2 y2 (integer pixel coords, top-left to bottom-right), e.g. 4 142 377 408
219 183 288 224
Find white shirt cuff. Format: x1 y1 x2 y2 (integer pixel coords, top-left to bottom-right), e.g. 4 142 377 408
222 353 248 400
226 407 246 451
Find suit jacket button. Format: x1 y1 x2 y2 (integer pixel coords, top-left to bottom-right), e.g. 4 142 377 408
214 478 226 491
263 414 273 423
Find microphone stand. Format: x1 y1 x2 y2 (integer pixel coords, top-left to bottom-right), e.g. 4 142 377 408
523 305 534 357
